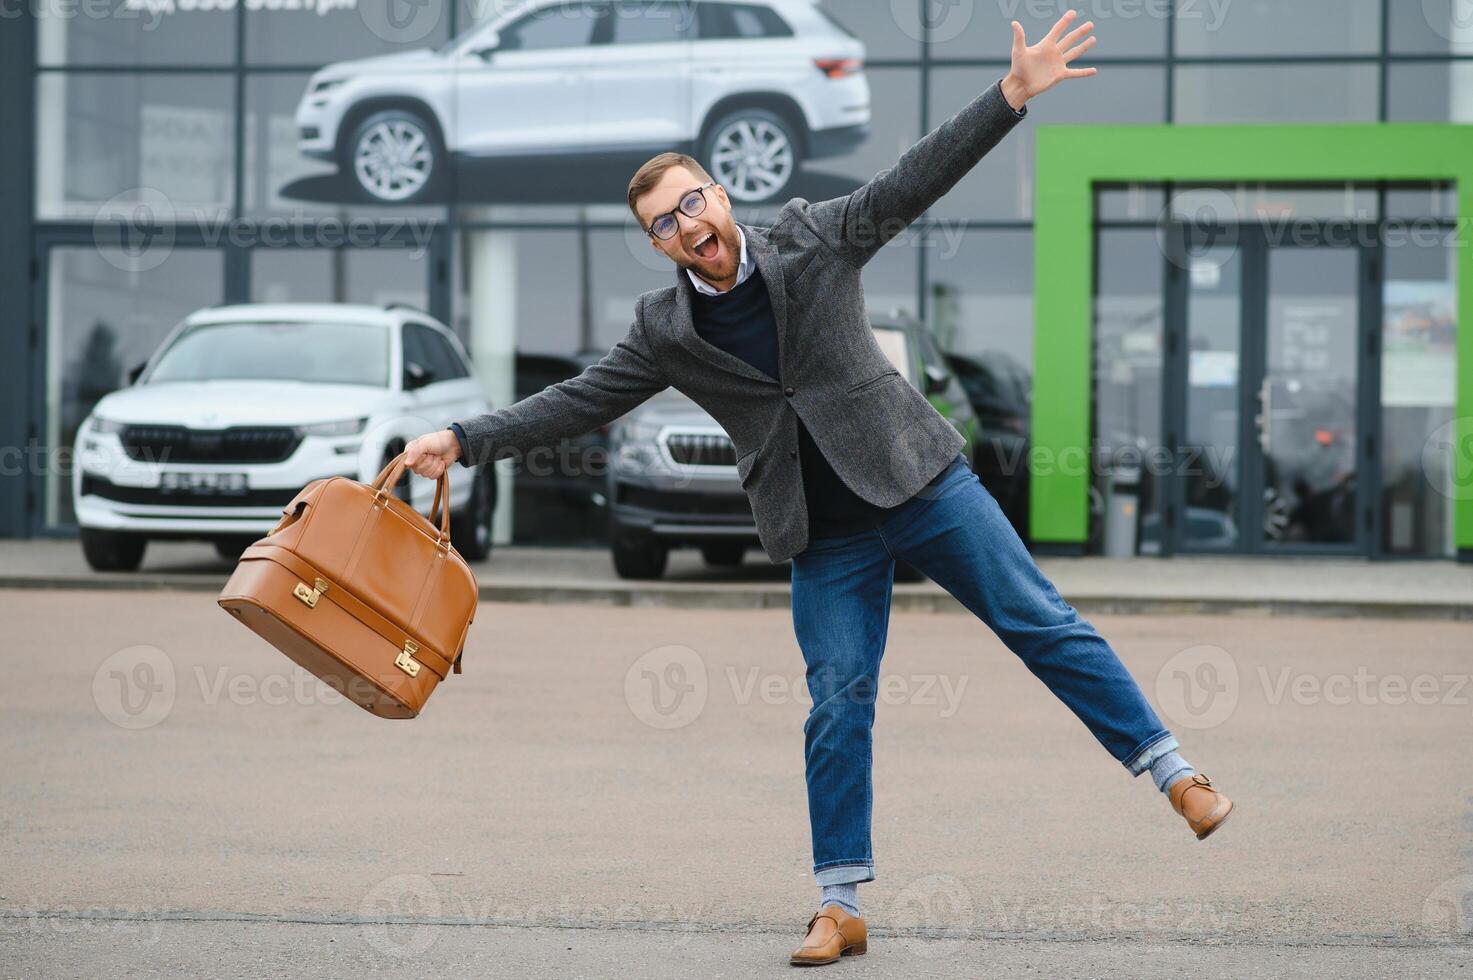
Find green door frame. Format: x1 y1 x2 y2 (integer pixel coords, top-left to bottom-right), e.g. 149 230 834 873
1031 122 1473 560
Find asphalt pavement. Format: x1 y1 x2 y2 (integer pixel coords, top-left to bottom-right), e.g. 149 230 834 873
3 589 1471 977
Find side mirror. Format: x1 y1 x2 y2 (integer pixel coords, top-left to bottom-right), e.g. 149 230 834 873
403 361 435 390
127 362 147 385
470 30 500 59
923 363 949 396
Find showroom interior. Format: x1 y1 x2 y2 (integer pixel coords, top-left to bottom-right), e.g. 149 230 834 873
0 0 1467 561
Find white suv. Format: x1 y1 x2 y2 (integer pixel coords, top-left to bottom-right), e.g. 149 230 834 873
295 0 869 204
73 303 495 572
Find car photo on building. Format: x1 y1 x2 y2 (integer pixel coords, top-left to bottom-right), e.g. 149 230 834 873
295 0 870 205
605 311 976 579
72 303 496 571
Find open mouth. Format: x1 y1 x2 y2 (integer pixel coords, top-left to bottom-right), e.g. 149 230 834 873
692 231 720 261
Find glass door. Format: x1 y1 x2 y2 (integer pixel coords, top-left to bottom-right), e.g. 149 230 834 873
1255 241 1365 549
1164 223 1379 555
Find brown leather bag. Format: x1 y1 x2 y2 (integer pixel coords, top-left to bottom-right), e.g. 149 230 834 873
218 452 478 718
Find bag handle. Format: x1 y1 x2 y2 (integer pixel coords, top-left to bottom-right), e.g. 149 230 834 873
370 450 452 542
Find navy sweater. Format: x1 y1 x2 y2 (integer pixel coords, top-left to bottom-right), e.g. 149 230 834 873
689 263 911 539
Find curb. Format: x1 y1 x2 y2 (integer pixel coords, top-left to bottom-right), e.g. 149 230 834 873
1 574 1469 620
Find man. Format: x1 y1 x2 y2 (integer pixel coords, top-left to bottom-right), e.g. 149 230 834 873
405 9 1233 967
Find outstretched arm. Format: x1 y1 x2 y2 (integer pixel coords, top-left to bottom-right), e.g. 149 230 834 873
796 9 1098 268
403 301 669 478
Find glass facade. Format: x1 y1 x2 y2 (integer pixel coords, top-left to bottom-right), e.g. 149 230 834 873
17 1 1472 556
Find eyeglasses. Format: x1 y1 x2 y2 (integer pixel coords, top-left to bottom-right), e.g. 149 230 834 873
645 181 716 241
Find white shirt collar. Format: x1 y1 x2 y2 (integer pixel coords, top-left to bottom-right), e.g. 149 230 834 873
686 224 750 296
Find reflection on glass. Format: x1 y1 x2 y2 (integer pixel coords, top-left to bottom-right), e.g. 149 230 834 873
1170 184 1378 224
1182 242 1242 550
148 321 390 387
1381 237 1458 557
250 246 432 309
46 248 225 526
35 73 236 220
35 0 235 66
928 66 1165 221
1174 0 1379 56
1389 0 1473 54
1386 62 1473 122
1093 229 1163 553
1174 64 1378 124
1096 184 1167 223
1262 247 1359 546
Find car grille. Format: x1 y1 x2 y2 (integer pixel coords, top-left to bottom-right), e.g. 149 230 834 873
120 425 302 464
664 431 736 467
80 475 299 509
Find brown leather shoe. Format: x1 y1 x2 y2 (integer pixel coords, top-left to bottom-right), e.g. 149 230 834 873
789 904 867 966
1169 772 1234 839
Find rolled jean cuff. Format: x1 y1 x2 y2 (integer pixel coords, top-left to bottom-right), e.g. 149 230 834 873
814 863 874 886
1122 731 1179 776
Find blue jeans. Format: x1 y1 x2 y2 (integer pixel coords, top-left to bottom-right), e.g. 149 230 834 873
789 453 1177 886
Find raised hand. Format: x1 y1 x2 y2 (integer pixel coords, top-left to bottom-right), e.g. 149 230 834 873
1000 9 1098 110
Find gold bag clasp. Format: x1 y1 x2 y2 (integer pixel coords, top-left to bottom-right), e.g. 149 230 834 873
293 578 330 608
395 640 421 678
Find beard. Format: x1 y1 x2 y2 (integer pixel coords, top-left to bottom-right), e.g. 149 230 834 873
679 221 741 284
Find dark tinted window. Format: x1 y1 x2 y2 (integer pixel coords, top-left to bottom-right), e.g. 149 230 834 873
501 2 605 51
609 1 691 43
696 2 793 39
423 325 471 380
404 323 467 381
401 323 433 379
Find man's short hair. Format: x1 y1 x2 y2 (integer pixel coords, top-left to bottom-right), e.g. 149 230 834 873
627 152 713 228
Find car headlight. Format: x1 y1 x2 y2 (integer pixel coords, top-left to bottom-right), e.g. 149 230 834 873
612 419 667 474
613 419 663 447
89 417 126 435
297 417 368 437
311 78 347 95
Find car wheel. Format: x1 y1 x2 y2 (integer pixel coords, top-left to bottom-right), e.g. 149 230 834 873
700 543 745 568
611 527 669 580
451 466 495 562
81 529 147 572
344 108 443 205
214 535 257 561
699 107 801 204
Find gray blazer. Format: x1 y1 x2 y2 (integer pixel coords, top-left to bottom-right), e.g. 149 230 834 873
457 79 1027 563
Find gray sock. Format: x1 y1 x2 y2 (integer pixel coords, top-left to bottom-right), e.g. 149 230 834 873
820 882 859 917
1149 749 1195 794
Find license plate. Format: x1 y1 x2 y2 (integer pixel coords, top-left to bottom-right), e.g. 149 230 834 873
159 471 249 496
